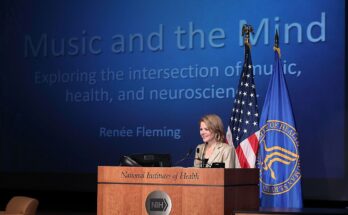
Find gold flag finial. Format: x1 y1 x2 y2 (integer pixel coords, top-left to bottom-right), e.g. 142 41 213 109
273 30 281 57
242 24 253 48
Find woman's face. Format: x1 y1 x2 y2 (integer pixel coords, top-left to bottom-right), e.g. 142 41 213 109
200 121 215 143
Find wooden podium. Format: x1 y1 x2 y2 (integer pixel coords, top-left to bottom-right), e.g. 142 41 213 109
97 166 259 215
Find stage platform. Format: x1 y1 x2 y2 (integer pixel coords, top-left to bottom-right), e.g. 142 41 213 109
235 208 348 215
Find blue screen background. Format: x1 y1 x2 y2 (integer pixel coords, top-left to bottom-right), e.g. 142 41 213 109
0 0 346 199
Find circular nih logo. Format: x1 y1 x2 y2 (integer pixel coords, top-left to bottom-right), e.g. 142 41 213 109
145 190 172 215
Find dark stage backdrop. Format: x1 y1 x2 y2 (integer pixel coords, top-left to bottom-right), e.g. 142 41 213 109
0 0 347 201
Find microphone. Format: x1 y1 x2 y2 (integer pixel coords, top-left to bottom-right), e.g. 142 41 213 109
174 148 194 166
200 143 207 168
194 148 202 161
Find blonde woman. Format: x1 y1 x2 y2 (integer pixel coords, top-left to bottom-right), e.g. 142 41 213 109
194 114 235 168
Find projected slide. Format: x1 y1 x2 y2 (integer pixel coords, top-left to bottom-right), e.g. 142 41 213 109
0 0 345 182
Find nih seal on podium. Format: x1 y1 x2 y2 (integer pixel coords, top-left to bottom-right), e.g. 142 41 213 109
259 120 301 195
145 190 172 215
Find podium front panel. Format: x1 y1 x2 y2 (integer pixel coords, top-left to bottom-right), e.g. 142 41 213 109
97 166 259 215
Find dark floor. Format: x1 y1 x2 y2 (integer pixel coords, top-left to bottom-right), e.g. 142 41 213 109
1 190 348 215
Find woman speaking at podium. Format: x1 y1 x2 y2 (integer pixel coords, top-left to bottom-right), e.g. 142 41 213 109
194 114 235 168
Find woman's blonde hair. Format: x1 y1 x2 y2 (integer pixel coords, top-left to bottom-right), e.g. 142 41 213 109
200 114 225 142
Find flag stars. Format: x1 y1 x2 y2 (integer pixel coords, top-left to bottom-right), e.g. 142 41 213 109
229 52 260 146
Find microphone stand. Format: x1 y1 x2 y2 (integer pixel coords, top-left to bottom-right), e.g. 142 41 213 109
174 148 193 166
201 143 207 168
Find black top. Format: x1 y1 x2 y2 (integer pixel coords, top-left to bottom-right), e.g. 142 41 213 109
202 158 209 168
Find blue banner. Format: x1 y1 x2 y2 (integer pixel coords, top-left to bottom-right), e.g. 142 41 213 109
259 46 303 208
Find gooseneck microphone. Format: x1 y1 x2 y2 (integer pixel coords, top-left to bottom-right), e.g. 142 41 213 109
200 143 207 168
174 148 194 166
194 148 203 166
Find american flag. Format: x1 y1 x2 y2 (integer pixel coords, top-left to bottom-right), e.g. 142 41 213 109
226 45 260 168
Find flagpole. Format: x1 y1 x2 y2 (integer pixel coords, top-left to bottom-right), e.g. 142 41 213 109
274 30 279 48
